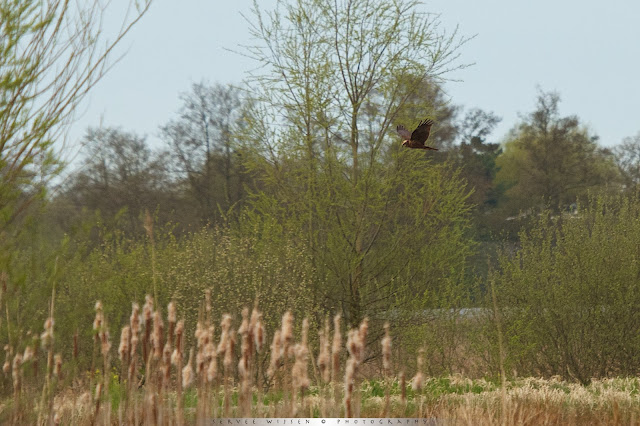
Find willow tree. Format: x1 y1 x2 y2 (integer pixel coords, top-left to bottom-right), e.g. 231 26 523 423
0 0 153 357
241 0 474 328
0 0 153 236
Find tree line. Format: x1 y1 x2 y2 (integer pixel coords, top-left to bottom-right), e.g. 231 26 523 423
50 83 639 242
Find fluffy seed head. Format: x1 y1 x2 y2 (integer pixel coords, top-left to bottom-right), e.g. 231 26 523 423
118 326 131 362
143 295 153 324
381 322 392 372
292 318 310 392
238 307 249 335
182 348 194 388
23 346 34 362
152 310 164 359
93 302 103 332
44 317 54 332
12 354 22 392
54 353 62 379
207 354 217 382
344 357 356 415
167 301 176 324
100 327 111 357
331 314 342 380
130 303 141 334
267 330 281 378
346 329 359 359
358 317 369 345
411 372 424 391
223 328 235 370
217 314 232 356
254 318 266 353
175 319 185 357
411 349 425 391
163 342 171 364
280 311 294 352
317 318 330 382
41 317 55 348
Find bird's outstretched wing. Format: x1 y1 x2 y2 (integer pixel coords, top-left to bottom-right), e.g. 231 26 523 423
396 125 412 140
411 119 434 145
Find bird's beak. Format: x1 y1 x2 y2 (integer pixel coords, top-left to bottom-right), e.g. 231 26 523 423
402 140 407 146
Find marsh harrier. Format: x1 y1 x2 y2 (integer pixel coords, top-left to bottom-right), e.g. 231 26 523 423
396 119 437 150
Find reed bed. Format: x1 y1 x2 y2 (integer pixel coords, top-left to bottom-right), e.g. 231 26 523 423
2 293 640 425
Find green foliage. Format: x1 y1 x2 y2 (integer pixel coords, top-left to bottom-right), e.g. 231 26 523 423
245 148 475 324
6 0 640 402
50 219 317 367
496 90 620 216
0 0 152 237
446 108 505 239
614 132 640 192
0 1 152 389
0 0 60 233
490 194 640 384
0 211 319 382
398 278 482 377
243 0 475 331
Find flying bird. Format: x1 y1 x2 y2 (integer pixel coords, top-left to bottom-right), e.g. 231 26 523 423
396 119 437 150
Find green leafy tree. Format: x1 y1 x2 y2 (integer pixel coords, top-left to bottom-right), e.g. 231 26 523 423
449 108 503 215
614 132 640 192
496 90 619 215
242 0 475 330
0 0 152 362
389 76 460 152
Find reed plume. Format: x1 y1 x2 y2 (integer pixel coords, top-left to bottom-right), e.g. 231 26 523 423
344 317 368 418
291 318 310 416
381 322 392 416
331 314 342 383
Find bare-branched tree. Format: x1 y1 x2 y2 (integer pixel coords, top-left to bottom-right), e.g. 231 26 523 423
161 82 247 224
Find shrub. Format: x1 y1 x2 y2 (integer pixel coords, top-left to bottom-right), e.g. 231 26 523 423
490 195 640 383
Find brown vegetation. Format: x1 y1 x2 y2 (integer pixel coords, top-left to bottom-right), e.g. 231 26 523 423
2 293 640 425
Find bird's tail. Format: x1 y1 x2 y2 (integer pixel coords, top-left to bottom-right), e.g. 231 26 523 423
423 146 438 151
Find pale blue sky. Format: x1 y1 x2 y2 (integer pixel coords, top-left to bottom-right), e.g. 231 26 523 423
67 0 640 159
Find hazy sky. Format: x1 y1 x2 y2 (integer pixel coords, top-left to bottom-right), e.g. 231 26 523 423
67 0 640 159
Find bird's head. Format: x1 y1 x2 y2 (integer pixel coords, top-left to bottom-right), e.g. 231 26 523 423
401 140 409 147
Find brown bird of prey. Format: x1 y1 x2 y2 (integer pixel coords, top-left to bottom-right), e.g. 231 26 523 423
396 119 438 150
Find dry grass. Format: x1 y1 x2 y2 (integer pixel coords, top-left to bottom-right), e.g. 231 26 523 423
2 294 640 425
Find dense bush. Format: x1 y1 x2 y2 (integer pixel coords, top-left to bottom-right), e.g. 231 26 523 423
1 216 319 377
490 195 640 383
